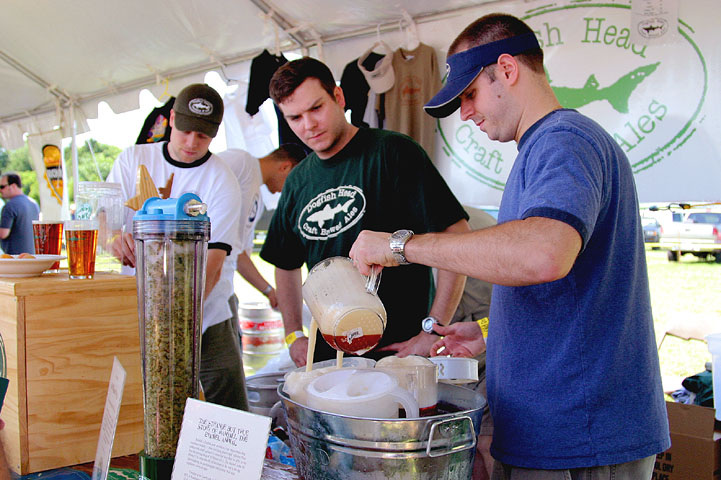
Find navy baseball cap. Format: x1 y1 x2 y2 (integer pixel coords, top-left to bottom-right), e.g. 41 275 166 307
424 32 541 118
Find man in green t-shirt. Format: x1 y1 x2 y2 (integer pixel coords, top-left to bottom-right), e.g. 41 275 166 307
260 57 470 367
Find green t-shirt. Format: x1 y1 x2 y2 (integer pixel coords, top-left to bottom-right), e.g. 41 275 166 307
261 128 467 360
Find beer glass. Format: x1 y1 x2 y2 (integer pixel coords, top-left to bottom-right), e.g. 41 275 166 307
32 220 64 272
65 220 99 279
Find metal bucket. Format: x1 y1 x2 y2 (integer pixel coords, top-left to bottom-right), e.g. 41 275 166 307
246 372 284 416
279 382 485 479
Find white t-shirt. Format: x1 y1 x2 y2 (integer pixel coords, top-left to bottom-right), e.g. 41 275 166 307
216 149 263 256
107 142 242 332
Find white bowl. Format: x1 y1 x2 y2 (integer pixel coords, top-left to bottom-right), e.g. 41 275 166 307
0 254 66 277
428 357 479 384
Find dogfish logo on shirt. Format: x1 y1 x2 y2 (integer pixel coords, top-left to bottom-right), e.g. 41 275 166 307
299 186 366 240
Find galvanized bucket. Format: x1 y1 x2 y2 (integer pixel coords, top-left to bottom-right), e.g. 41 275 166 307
278 382 485 479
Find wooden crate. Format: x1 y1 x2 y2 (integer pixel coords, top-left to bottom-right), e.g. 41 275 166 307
0 273 143 475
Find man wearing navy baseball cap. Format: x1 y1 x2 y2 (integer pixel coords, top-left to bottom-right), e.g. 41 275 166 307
350 13 669 480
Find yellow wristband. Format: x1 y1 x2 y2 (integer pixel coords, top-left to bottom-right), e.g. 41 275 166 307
476 317 489 339
285 330 305 347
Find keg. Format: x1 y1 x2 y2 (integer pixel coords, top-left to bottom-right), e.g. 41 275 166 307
239 302 286 375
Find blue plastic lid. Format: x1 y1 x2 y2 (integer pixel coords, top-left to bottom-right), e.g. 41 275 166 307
133 193 209 222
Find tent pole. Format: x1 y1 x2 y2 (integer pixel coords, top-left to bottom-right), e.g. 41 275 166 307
70 103 79 213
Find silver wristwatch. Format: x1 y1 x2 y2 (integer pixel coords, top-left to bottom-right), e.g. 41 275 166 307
421 316 439 334
389 229 414 265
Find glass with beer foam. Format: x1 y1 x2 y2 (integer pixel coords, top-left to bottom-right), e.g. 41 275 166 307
64 220 99 279
302 256 386 355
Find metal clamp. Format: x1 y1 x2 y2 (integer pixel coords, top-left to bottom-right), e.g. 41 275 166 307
184 199 208 216
425 415 476 458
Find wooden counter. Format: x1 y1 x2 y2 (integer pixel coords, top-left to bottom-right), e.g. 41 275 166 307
0 272 143 475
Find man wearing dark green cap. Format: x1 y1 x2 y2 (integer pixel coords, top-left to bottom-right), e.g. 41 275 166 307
108 83 248 411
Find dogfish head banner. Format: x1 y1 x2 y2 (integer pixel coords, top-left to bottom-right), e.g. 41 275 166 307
433 0 720 205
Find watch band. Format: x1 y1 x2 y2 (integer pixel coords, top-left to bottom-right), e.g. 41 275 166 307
285 330 306 347
390 229 414 265
262 285 273 295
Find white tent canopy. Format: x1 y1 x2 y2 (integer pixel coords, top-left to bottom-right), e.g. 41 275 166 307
0 0 497 149
2 0 720 205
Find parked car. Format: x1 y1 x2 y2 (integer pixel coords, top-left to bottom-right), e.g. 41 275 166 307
659 211 721 262
642 217 661 246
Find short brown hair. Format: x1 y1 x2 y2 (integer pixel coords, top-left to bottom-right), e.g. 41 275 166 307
449 13 544 74
269 57 337 105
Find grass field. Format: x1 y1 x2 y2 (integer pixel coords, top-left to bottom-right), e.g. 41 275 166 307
238 248 718 386
646 248 718 388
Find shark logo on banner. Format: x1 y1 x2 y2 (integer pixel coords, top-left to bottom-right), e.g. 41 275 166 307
298 186 365 240
434 1 711 205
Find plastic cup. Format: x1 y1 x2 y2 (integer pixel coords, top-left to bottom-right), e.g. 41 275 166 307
705 332 721 421
32 221 63 271
64 220 99 279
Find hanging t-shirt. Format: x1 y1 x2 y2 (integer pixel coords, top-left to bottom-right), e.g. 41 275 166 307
135 97 175 145
246 49 306 150
340 52 385 128
384 43 441 158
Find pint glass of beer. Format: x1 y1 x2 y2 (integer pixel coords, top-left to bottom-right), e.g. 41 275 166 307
65 220 99 279
32 220 64 272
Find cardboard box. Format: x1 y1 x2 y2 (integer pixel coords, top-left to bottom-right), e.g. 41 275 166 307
0 273 143 475
653 401 720 480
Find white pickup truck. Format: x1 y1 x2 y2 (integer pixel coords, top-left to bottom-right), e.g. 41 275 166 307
659 211 721 262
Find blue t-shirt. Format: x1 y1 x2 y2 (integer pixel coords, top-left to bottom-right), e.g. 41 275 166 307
487 109 670 469
0 194 40 254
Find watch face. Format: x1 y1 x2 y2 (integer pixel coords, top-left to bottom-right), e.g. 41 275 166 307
421 317 438 333
393 229 412 241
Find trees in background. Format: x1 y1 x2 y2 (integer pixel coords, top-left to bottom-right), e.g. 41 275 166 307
0 139 120 204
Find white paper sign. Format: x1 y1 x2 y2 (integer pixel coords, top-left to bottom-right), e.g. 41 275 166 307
92 357 127 480
171 398 272 480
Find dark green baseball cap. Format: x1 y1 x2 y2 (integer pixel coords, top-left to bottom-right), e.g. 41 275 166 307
172 83 224 137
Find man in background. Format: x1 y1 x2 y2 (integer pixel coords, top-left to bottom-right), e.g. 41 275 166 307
217 144 306 307
108 83 247 411
0 173 39 254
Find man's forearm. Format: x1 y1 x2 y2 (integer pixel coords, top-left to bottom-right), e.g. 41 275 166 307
428 218 470 324
204 249 226 298
275 267 304 334
236 251 272 293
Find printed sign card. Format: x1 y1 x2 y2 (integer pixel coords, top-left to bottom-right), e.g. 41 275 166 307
92 357 127 480
172 398 272 480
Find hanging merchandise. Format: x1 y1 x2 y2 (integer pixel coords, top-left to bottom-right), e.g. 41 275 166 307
358 42 395 94
340 46 389 128
246 50 307 151
340 41 393 127
136 97 175 145
383 43 441 158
